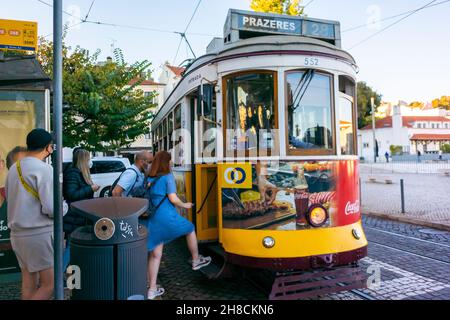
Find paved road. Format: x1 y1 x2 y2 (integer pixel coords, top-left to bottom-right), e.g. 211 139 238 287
1 216 449 300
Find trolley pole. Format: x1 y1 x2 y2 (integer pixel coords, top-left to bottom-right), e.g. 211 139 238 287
371 97 376 163
53 0 64 300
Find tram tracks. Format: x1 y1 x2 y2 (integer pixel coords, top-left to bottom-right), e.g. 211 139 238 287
364 226 450 265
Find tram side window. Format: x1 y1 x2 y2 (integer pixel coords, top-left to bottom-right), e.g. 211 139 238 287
168 112 174 150
286 70 334 154
162 118 167 150
338 75 356 155
225 72 276 154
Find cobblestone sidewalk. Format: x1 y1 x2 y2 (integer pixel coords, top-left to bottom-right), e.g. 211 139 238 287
360 172 450 229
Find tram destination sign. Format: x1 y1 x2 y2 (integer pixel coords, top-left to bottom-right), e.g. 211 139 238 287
238 14 302 35
226 9 340 46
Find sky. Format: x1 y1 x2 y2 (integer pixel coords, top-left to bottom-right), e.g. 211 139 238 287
2 0 450 103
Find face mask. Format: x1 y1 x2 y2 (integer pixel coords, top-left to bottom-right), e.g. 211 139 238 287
89 160 93 169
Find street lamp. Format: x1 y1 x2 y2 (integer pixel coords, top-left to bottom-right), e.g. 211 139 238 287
371 97 376 163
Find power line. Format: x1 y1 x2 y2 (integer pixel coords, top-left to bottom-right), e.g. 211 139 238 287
348 0 439 50
343 0 450 33
303 0 316 8
36 0 82 21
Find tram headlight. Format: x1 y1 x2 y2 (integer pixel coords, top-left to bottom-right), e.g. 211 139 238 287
262 236 275 248
306 204 329 227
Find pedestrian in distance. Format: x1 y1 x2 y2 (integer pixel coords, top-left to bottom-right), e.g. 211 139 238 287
417 150 422 163
145 151 211 300
62 148 100 270
385 151 389 163
111 151 153 198
5 128 57 300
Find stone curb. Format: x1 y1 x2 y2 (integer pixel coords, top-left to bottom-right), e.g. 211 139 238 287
363 212 450 232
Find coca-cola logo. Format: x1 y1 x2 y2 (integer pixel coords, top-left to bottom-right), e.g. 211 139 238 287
345 200 360 215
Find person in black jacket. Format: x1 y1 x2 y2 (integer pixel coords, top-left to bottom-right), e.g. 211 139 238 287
62 149 100 270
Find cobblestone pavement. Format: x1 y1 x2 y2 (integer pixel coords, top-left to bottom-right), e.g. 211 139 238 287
360 171 450 228
1 216 449 300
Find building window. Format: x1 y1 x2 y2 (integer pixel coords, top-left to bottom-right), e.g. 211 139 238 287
431 123 435 129
417 123 421 128
363 143 369 148
286 70 334 155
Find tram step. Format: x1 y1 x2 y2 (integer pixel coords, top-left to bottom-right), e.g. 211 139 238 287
269 265 367 300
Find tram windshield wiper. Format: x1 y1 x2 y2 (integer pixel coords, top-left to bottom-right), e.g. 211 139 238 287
291 69 315 112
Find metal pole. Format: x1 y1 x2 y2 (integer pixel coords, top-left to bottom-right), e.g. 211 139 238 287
400 179 405 213
371 97 376 163
53 0 64 300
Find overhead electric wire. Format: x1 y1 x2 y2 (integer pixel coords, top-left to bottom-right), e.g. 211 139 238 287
303 0 316 8
36 0 82 20
343 0 450 33
348 0 439 50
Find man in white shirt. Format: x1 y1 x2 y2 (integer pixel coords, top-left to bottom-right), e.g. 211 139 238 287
6 128 55 300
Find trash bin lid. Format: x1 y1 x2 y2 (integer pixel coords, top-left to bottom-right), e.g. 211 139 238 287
71 197 149 221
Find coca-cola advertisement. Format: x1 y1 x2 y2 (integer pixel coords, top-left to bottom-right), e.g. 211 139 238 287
221 160 360 230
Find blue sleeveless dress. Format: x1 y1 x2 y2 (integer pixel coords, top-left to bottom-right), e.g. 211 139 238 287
145 174 194 251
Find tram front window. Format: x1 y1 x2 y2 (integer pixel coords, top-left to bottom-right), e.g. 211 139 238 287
225 72 276 155
286 70 334 155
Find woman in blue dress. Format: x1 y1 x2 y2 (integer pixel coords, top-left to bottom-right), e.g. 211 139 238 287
145 151 211 300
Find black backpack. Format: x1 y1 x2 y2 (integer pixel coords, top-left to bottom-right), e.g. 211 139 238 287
146 176 168 219
110 167 143 197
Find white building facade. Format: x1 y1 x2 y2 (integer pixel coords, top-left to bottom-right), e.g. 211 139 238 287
358 105 450 161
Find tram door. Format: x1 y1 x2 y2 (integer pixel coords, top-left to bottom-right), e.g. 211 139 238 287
191 91 219 242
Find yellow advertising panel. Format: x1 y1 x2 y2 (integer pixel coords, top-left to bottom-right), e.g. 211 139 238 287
218 162 252 189
0 19 38 52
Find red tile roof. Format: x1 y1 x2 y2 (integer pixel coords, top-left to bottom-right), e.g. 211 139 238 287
166 65 185 77
410 134 450 141
361 116 450 130
129 79 163 86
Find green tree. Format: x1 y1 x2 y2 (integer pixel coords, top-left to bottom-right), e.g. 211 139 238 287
250 0 304 16
357 81 382 129
431 96 450 110
37 38 156 152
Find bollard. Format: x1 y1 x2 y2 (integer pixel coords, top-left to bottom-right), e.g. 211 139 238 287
400 179 405 213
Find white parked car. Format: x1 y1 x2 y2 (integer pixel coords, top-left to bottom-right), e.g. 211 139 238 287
90 157 131 197
63 157 131 198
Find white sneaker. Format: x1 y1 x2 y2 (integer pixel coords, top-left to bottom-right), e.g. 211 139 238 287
147 286 164 300
192 255 212 270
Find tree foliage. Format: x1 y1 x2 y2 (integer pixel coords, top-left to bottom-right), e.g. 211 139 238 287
431 96 450 110
409 101 424 109
357 81 382 129
37 38 156 152
250 0 304 16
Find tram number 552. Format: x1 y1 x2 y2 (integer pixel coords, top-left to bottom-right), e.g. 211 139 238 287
304 57 319 66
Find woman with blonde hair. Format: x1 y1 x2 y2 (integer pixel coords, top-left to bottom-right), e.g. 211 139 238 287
62 149 100 269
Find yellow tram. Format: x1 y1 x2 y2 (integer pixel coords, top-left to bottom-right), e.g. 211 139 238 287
151 9 368 299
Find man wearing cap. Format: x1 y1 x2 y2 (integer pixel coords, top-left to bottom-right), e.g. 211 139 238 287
5 128 55 300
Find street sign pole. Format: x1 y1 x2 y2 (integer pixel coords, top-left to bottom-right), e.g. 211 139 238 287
53 0 64 300
371 97 376 163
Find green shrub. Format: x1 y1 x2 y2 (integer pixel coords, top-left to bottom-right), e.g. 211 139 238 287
389 145 403 155
441 144 450 154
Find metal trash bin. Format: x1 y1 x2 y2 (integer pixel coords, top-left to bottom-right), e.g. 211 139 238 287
69 197 148 300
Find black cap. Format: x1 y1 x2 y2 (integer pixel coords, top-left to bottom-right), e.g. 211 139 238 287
26 128 53 151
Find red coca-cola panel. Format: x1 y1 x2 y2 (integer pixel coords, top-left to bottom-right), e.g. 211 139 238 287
333 160 361 226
